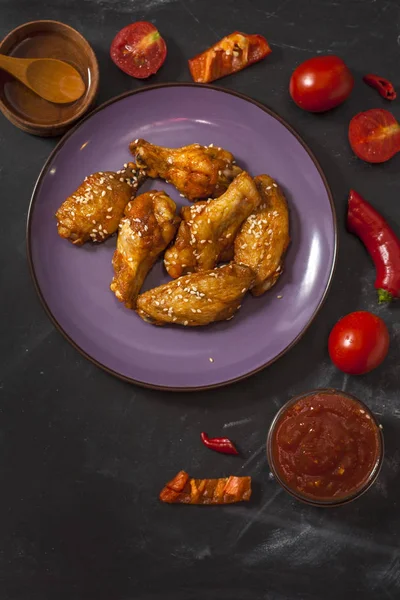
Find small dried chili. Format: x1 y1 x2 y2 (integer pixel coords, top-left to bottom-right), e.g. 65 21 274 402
200 432 239 455
363 74 397 100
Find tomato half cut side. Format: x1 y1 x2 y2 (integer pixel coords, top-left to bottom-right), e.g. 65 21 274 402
110 21 167 79
348 108 400 163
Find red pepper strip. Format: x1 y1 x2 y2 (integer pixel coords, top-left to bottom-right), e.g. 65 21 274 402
188 32 271 84
200 432 239 455
363 74 397 101
347 190 400 304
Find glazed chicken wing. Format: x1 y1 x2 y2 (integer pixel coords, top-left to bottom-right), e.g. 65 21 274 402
136 262 254 327
55 163 146 245
234 175 290 296
129 138 242 201
110 191 180 309
164 171 261 279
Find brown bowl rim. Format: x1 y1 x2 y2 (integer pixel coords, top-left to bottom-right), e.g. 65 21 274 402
0 19 99 133
266 388 384 507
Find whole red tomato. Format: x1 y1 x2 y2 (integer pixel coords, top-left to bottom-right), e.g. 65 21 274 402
328 311 389 375
290 55 354 112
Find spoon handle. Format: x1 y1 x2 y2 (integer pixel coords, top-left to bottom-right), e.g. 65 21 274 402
0 54 30 81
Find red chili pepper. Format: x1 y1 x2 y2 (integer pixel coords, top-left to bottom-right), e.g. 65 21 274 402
188 32 271 84
347 190 400 304
200 432 239 455
363 74 397 100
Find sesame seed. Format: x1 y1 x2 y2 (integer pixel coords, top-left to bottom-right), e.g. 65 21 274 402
119 178 124 182
273 183 278 188
179 193 185 198
183 320 189 326
106 215 112 219
209 143 214 147
267 254 272 260
101 191 106 197
277 295 283 299
209 357 214 363
107 186 112 191
98 225 102 230
134 138 139 143
128 257 133 262
124 163 127 168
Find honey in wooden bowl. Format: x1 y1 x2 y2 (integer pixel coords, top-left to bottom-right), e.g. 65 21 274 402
0 20 99 136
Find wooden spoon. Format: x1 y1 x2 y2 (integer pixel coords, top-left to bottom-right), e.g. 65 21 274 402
0 54 86 104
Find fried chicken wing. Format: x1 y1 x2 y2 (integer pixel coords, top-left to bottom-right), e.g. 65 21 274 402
136 262 254 327
55 163 146 245
164 171 261 278
110 191 180 309
234 175 290 296
129 138 242 201
159 471 252 505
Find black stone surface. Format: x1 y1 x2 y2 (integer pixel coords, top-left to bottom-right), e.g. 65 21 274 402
1 1 399 598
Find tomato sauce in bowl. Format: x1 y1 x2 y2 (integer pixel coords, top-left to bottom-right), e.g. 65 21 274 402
267 389 383 506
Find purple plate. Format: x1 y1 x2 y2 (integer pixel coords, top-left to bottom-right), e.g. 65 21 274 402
27 84 337 390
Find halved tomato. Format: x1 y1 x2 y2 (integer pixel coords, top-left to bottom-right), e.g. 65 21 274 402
348 108 400 163
110 22 167 79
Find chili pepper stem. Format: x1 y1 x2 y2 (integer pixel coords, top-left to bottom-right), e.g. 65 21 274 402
378 289 393 304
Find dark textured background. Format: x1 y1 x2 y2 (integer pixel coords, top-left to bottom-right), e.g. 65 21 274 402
1 0 400 598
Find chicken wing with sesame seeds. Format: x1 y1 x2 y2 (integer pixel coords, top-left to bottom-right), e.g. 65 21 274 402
129 138 242 201
55 163 146 245
234 175 290 296
136 262 254 327
163 171 262 279
110 191 180 309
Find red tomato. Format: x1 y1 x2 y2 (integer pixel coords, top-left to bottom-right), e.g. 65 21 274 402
289 55 354 112
328 311 389 375
348 108 400 163
110 22 167 79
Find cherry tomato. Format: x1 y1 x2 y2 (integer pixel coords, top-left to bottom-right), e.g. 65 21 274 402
289 55 354 112
328 311 389 375
110 22 167 79
348 108 400 163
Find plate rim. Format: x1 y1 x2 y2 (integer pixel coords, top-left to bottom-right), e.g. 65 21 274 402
26 82 338 392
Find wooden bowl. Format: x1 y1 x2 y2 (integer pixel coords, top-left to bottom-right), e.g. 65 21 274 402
0 20 99 136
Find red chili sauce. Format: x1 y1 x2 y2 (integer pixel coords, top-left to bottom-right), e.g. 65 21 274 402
270 392 382 502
